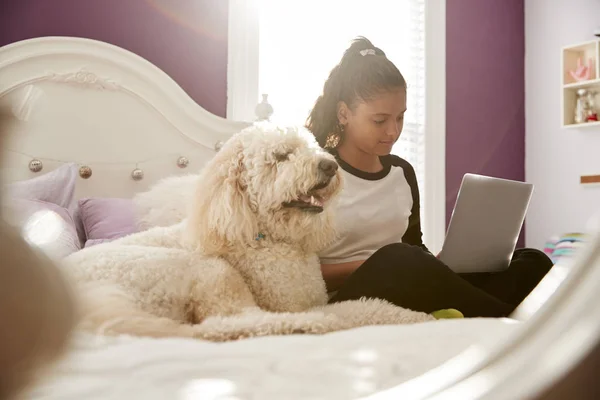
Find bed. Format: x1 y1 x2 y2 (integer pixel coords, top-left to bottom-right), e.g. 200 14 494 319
1 36 592 400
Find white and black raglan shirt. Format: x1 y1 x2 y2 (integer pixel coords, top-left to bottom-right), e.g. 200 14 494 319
319 152 430 264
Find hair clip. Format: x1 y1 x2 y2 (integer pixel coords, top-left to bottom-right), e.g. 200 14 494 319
360 49 376 56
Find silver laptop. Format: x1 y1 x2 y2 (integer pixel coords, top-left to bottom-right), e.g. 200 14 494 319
438 173 534 274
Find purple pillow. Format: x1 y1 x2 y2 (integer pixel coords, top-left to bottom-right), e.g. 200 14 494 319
78 198 138 244
4 163 78 210
2 198 81 259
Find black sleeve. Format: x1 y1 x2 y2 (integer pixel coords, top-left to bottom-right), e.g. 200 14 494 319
389 156 431 254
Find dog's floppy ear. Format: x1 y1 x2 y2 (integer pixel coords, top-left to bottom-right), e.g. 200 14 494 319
184 135 259 255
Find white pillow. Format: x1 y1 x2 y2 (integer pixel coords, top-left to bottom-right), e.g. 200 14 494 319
2 198 81 260
3 163 77 210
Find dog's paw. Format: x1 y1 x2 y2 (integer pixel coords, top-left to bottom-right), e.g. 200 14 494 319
192 309 338 341
316 297 436 328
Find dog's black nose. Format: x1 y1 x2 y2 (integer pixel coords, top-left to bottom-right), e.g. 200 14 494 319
318 159 338 177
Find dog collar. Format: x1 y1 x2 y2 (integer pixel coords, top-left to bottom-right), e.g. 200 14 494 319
255 232 266 241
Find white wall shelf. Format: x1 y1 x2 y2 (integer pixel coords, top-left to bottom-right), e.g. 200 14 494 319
563 77 600 89
562 120 600 129
561 40 600 128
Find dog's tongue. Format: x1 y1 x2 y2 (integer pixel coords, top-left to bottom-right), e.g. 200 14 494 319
299 194 323 207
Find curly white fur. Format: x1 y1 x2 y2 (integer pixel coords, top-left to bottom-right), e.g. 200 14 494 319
133 173 197 230
63 123 434 342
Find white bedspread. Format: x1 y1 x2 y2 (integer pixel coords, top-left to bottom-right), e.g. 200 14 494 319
29 318 519 400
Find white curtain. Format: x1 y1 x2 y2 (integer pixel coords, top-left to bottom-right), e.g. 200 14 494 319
257 0 427 225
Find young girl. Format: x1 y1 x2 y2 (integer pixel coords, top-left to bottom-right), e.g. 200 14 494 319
307 37 553 318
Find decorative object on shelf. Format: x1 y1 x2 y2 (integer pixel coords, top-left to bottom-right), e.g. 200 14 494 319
569 57 593 82
574 89 598 124
585 90 598 122
575 89 590 124
176 156 189 168
561 40 600 128
214 141 224 152
131 167 144 181
255 94 274 121
28 158 43 173
79 165 92 179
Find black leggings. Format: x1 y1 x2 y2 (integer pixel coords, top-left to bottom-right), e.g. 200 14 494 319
328 243 554 318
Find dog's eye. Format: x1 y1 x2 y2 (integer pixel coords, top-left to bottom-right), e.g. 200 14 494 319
274 152 291 162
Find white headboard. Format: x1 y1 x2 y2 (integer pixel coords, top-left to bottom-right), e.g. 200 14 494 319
0 36 251 199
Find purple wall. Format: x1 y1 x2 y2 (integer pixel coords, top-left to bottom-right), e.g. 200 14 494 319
446 0 526 246
0 0 229 117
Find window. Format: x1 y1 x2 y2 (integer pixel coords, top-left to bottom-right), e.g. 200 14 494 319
227 0 446 252
258 0 425 186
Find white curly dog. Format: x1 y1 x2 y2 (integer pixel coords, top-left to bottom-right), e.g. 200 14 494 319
63 123 434 341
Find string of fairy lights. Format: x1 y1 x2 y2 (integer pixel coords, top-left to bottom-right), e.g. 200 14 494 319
3 148 213 181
